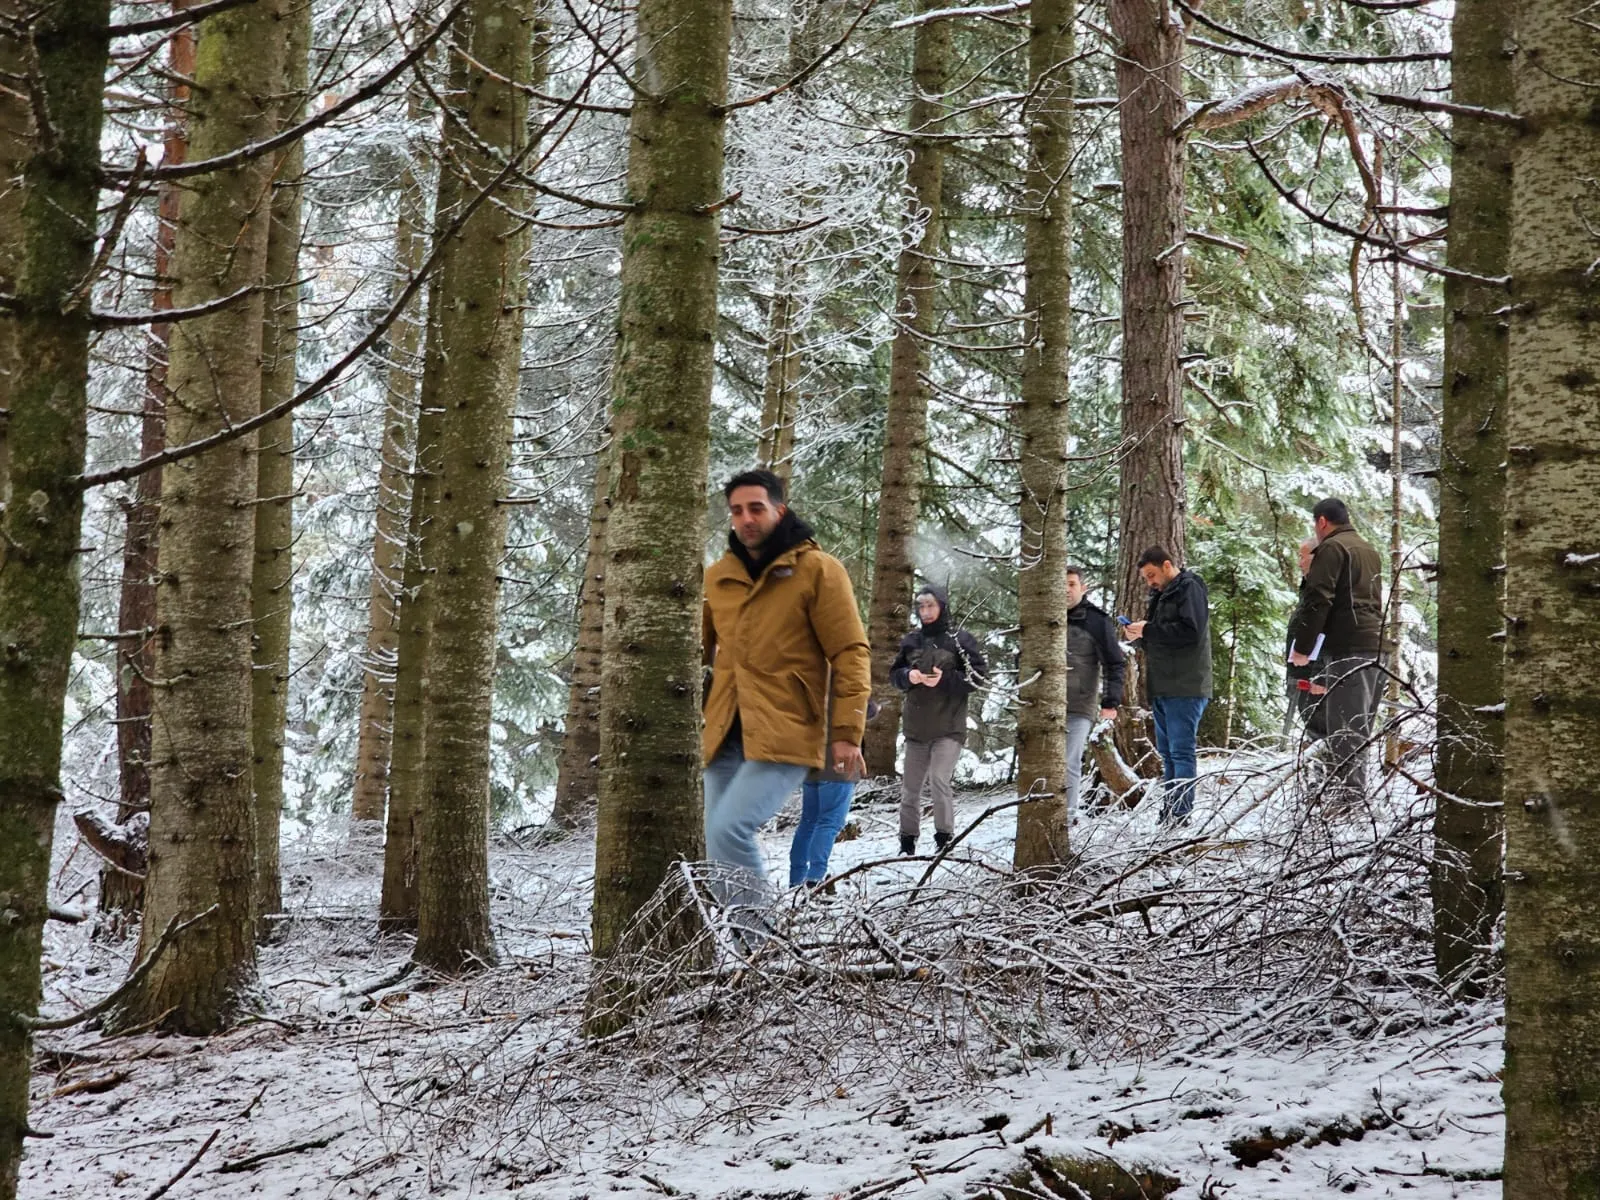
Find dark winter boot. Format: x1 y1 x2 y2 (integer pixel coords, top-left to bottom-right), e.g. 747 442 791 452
900 835 916 856
934 830 953 852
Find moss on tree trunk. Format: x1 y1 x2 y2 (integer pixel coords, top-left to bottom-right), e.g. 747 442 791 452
109 0 292 1035
589 0 731 962
1012 0 1075 871
0 0 108 1189
412 0 535 973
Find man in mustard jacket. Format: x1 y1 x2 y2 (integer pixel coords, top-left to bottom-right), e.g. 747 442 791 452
702 469 871 908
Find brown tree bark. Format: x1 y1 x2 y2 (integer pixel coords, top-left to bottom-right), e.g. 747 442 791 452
550 437 610 828
1499 1 1600 1190
109 0 291 1035
1012 0 1075 871
589 0 731 965
107 9 197 921
1431 0 1509 999
350 123 429 827
251 1 310 929
755 274 800 480
1108 0 1189 769
0 0 109 1188
863 0 951 778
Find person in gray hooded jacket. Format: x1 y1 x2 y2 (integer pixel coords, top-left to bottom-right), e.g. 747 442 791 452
888 585 988 855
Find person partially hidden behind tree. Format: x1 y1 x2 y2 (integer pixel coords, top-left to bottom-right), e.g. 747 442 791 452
889 584 988 855
702 469 872 914
1064 566 1125 820
1288 497 1384 811
1122 547 1212 826
1285 537 1329 741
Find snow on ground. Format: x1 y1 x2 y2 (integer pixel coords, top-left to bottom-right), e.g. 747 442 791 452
26 749 1504 1199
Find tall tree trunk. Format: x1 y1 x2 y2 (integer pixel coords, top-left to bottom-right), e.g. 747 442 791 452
550 437 610 828
108 2 196 927
755 274 800 480
381 157 461 935
1500 2 1600 1190
109 0 291 1035
1431 0 1509 999
0 0 28 528
1011 0 1074 871
862 0 951 778
251 2 310 929
351 121 429 827
589 0 731 962
0 2 108 1189
411 0 534 974
1109 0 1188 771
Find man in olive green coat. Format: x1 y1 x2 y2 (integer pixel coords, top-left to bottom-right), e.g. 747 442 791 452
701 469 871 906
1289 497 1385 808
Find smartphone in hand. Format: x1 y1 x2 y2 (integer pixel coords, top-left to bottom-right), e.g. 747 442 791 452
1115 615 1132 626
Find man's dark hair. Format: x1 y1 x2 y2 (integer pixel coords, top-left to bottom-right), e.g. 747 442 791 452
1065 564 1086 582
1136 546 1174 569
1312 497 1351 526
723 468 785 505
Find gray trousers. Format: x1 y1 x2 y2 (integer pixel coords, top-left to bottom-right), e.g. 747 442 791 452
1064 714 1094 820
901 736 961 838
1318 656 1381 807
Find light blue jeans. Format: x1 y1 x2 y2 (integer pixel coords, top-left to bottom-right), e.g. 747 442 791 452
789 780 856 886
704 734 808 909
1064 714 1094 819
1151 695 1208 823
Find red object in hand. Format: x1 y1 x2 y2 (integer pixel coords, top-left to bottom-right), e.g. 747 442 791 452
1295 678 1313 692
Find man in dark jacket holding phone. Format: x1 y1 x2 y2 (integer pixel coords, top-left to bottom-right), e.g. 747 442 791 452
889 585 987 855
1123 547 1211 825
1288 498 1384 809
1065 567 1125 818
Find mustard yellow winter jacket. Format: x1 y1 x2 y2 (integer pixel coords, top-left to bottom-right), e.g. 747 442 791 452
701 539 871 769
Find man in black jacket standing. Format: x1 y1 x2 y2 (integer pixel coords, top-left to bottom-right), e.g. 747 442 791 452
1064 567 1125 819
1124 547 1212 824
1288 497 1384 809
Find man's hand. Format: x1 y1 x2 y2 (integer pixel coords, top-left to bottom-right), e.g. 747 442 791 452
907 666 943 687
1123 621 1146 641
1099 706 1117 721
830 741 866 780
1289 650 1310 667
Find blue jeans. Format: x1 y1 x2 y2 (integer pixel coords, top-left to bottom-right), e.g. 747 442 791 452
704 735 808 908
789 780 856 886
1151 695 1208 822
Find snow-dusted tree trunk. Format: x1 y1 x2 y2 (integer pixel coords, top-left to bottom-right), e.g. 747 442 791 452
0 1 108 1188
863 0 951 778
590 0 731 961
1011 0 1074 871
1500 0 1600 1189
110 0 291 1034
412 0 536 974
251 5 310 928
351 107 430 827
551 440 610 828
1431 0 1509 998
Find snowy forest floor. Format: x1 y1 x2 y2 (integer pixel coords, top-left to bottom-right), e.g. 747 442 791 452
26 745 1504 1200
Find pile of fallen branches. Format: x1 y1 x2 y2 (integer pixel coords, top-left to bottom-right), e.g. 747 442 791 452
371 725 1476 1172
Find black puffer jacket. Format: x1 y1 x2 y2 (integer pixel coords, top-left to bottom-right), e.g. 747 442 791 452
1066 600 1126 719
889 585 989 743
1141 568 1213 699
